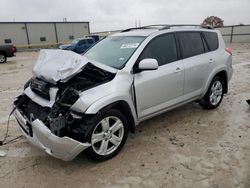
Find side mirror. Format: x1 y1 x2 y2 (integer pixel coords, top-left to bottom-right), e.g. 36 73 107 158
137 58 158 72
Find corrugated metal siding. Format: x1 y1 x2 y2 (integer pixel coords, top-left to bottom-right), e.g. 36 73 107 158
0 23 28 45
26 23 56 44
56 23 89 43
0 22 89 47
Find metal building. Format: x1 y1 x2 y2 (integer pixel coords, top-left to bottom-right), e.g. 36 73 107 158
0 21 90 47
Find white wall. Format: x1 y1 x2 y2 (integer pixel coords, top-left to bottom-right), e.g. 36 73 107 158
56 23 89 43
26 23 56 44
0 23 28 45
0 22 89 47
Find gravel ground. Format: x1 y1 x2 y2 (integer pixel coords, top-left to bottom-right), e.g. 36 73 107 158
0 43 250 188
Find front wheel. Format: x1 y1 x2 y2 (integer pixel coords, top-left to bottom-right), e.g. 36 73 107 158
85 109 129 161
0 53 6 63
199 77 225 109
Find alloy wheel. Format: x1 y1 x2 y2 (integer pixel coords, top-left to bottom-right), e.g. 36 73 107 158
209 80 223 106
91 116 124 156
0 55 6 63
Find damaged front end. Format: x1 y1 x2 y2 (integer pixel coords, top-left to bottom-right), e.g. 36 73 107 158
13 52 116 161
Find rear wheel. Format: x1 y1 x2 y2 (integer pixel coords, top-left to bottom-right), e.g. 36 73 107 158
0 53 6 63
199 77 225 109
85 109 128 161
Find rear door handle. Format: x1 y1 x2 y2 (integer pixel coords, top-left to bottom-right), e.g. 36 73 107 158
209 59 215 64
174 67 182 73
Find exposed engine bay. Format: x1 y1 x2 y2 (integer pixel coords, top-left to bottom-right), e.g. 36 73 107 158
14 62 115 142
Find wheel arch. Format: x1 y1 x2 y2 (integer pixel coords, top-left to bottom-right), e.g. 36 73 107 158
85 97 137 133
215 70 228 93
202 69 228 97
0 51 6 56
102 101 136 133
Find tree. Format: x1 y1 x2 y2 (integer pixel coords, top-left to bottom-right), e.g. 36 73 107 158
202 16 224 28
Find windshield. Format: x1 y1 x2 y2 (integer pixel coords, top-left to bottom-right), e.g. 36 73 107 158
84 36 145 69
72 39 80 45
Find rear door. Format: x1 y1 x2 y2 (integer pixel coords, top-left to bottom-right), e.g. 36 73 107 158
202 31 220 71
177 32 210 100
134 33 184 119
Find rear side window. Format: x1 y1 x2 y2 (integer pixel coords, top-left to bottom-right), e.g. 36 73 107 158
87 39 93 44
78 40 86 45
203 32 218 51
178 32 204 58
140 34 178 66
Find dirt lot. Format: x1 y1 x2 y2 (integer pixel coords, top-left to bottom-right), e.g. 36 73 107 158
0 44 250 188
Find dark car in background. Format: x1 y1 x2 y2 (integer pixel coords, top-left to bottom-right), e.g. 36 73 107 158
59 35 100 54
0 44 16 63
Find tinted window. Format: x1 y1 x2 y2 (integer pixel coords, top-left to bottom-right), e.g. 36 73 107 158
203 32 218 51
69 35 74 40
78 40 86 45
202 36 209 52
140 34 177 66
87 39 93 44
40 37 46 42
178 32 204 58
4 39 12 44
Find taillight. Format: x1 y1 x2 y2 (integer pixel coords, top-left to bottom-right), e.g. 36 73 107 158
12 46 17 53
225 47 232 55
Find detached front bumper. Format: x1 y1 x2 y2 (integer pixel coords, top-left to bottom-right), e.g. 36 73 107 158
13 107 91 161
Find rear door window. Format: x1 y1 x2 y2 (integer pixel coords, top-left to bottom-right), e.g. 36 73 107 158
87 39 93 44
78 40 86 46
140 34 178 66
202 32 219 51
178 32 204 58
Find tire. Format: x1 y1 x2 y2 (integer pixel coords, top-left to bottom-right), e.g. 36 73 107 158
199 76 225 109
84 109 129 161
0 53 6 63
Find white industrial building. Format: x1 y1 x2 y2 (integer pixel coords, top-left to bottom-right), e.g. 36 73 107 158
0 21 90 47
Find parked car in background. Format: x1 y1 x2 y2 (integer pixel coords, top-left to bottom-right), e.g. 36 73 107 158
13 25 233 161
0 44 16 63
59 35 99 54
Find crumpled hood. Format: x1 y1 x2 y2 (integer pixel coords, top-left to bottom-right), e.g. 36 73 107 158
33 49 116 84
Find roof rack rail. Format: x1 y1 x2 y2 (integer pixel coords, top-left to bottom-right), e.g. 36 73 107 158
160 24 213 30
121 24 213 32
121 25 169 32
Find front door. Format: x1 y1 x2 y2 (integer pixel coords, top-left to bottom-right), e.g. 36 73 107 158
134 33 184 119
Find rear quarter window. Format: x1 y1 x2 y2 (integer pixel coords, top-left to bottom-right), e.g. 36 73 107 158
178 32 204 59
202 32 219 51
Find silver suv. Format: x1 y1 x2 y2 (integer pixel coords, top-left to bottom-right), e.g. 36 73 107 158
13 25 233 161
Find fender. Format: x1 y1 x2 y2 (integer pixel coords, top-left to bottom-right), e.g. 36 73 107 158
201 65 228 97
84 93 138 125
